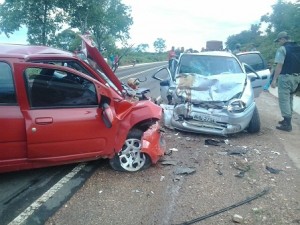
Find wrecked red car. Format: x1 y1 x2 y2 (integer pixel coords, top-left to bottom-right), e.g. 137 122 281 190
0 35 165 173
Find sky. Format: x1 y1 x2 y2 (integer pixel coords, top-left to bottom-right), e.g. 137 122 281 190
122 0 279 51
0 0 288 51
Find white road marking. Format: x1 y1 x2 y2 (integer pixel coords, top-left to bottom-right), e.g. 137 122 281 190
8 163 86 225
120 65 164 81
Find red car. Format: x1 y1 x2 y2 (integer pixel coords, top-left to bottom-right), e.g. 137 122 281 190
0 35 165 173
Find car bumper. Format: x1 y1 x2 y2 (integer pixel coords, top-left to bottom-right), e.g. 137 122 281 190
161 103 256 136
141 122 166 163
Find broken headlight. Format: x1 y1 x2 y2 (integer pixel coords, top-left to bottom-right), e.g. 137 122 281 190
227 99 246 113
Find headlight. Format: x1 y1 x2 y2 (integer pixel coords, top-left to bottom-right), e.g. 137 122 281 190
227 99 246 113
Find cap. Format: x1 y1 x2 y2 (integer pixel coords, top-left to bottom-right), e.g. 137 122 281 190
274 31 289 42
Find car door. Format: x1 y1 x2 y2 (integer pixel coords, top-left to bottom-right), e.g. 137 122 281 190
16 63 118 161
237 52 271 97
0 61 27 164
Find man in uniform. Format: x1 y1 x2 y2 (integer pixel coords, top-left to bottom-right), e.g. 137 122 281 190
271 31 300 132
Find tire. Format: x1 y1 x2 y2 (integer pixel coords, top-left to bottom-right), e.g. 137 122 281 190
109 129 151 172
247 106 261 133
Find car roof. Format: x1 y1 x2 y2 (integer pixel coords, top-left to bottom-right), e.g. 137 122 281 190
235 51 261 56
0 44 73 59
181 51 236 57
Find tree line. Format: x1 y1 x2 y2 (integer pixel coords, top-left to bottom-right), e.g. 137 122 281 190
226 0 300 62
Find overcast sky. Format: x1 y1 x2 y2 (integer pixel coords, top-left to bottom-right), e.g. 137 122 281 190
0 0 292 51
122 0 280 51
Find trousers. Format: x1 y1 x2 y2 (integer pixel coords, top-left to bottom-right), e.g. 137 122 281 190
278 74 300 118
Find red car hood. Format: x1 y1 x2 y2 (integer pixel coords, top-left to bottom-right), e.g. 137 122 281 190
79 34 123 92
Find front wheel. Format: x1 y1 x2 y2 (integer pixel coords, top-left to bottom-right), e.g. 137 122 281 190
109 129 151 172
247 106 261 133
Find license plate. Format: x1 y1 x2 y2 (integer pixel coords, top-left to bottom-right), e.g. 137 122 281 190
192 113 219 123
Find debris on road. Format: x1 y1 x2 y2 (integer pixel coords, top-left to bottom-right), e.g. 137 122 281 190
266 165 283 174
204 139 225 146
174 167 196 175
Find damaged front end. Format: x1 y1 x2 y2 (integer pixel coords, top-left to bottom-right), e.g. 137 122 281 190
141 122 166 164
161 73 257 136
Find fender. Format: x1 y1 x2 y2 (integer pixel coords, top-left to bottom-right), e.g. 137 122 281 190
113 100 162 152
141 122 166 163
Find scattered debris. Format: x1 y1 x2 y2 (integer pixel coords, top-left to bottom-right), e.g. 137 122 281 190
232 214 243 223
271 151 281 155
174 167 196 175
235 171 245 178
253 148 261 154
216 169 223 175
232 158 251 172
173 176 181 182
169 148 178 152
217 151 228 156
161 160 178 166
160 176 165 181
227 148 248 156
204 139 225 146
266 166 282 174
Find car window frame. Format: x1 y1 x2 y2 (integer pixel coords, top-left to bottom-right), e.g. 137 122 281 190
0 61 17 105
23 64 100 109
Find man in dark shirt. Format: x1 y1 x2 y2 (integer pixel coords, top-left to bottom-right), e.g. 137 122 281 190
271 31 300 131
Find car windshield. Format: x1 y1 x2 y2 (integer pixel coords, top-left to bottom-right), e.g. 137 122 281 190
178 55 243 76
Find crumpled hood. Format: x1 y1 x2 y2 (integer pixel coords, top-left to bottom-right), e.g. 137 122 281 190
174 73 246 102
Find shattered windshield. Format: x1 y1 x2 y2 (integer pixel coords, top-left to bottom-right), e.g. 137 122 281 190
178 55 243 76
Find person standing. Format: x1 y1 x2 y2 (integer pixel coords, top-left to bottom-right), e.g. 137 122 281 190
168 46 176 70
271 31 300 132
232 43 241 55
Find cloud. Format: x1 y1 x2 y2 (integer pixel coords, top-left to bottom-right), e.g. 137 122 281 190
122 0 278 51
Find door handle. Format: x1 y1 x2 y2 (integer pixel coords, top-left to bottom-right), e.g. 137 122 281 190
35 117 53 125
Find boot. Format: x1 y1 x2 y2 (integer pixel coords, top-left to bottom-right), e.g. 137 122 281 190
276 117 292 132
278 118 285 124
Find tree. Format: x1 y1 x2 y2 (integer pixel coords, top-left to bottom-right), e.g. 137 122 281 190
153 38 166 53
135 43 149 52
260 0 300 43
63 0 133 51
54 29 81 51
0 0 133 49
0 0 68 45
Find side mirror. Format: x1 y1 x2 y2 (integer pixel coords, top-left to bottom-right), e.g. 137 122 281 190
101 102 113 128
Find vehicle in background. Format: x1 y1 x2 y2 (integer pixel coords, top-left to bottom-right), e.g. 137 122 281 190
236 51 271 91
0 35 165 173
206 40 223 51
152 51 267 136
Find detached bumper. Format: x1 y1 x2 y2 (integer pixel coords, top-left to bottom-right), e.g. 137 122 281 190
141 122 166 164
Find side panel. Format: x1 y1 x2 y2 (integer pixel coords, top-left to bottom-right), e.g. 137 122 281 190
0 61 27 162
0 106 26 160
